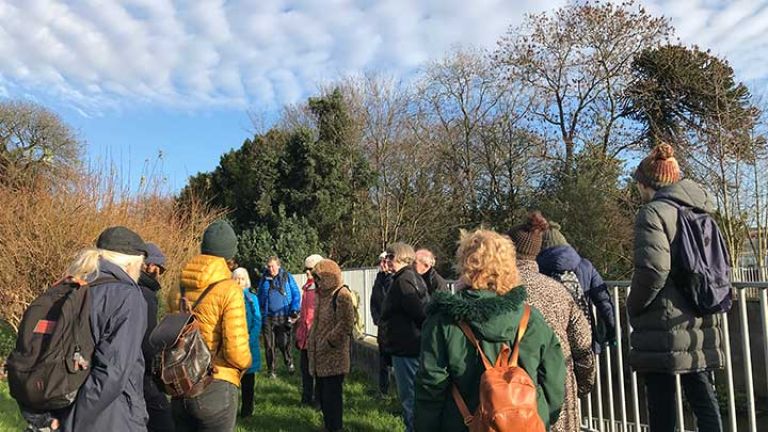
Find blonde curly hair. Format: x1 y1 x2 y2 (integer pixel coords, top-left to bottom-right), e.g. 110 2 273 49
455 229 520 295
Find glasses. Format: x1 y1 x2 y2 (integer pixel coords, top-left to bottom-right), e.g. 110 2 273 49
311 272 321 281
304 267 312 272
385 254 395 261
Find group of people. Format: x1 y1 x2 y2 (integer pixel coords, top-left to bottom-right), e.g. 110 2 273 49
19 219 356 432
369 144 724 432
17 142 725 432
369 220 608 432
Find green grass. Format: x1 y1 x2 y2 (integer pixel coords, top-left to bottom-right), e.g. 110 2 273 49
238 365 404 432
0 319 402 432
0 362 405 432
0 381 25 432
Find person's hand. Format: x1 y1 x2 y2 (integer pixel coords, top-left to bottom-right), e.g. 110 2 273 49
51 418 60 430
288 311 299 324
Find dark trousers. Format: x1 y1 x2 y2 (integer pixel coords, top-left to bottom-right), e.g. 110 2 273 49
379 352 391 395
263 315 293 373
317 374 345 432
300 349 320 404
240 373 255 417
644 372 723 432
144 375 175 432
171 379 239 432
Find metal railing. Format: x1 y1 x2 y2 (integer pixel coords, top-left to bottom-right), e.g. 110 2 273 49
579 281 768 432
294 268 768 432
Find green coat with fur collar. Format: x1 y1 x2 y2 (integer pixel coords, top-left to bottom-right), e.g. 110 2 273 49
414 287 566 431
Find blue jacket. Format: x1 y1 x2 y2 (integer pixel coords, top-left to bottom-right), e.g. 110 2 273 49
62 259 148 431
243 287 263 374
257 268 301 317
537 245 616 352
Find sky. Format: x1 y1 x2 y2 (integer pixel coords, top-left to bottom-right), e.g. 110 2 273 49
0 0 766 192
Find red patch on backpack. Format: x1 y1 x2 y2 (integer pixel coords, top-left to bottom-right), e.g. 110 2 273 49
33 320 56 335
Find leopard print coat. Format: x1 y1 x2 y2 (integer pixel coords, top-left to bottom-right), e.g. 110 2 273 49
518 259 595 432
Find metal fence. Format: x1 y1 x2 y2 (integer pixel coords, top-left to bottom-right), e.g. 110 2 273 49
295 268 768 432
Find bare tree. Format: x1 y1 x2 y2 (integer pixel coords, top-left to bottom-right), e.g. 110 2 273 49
495 0 672 169
0 100 82 185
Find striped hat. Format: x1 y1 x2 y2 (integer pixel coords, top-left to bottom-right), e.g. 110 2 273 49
633 143 681 190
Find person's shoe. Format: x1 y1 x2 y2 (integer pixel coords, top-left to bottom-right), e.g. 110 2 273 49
287 363 296 374
269 371 277 379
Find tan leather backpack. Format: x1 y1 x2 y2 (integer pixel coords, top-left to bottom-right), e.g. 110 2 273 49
451 304 545 432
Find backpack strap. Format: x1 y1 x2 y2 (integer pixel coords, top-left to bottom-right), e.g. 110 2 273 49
332 285 351 312
180 280 223 313
456 322 493 370
510 304 531 367
451 385 475 426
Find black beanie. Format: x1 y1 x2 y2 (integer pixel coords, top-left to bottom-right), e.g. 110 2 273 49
201 220 238 260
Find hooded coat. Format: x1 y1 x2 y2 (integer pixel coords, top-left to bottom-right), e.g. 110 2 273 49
307 260 355 378
414 288 566 431
537 245 616 352
628 179 725 373
168 255 252 386
62 259 148 431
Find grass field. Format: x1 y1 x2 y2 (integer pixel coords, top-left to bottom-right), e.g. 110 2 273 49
0 363 405 432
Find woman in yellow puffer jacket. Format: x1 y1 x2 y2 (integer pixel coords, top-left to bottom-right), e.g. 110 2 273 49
167 220 252 432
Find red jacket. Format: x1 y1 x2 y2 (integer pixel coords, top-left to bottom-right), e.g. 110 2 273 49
295 279 317 350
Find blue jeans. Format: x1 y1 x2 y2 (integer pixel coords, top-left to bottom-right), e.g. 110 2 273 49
171 379 239 432
644 372 723 432
392 356 419 432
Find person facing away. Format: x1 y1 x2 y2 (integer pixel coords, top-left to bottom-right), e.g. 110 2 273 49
295 254 323 408
536 223 617 353
20 226 150 432
167 219 252 432
628 143 724 432
413 248 449 295
414 229 566 431
509 212 595 432
257 256 301 378
378 242 429 432
370 251 394 398
139 242 175 432
307 259 356 432
233 267 262 418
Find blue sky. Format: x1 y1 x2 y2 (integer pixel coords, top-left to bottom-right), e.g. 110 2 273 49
1 0 767 192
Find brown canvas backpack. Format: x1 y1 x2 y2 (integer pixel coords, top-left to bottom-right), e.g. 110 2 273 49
451 304 545 432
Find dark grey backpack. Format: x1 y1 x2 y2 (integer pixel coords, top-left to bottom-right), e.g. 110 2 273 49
660 198 733 316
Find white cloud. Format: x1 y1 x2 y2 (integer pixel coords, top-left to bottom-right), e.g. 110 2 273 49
644 0 768 83
0 0 766 114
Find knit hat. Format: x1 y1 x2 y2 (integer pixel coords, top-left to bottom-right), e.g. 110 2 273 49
633 143 681 190
542 222 569 250
304 254 323 270
508 212 549 260
201 220 238 260
144 242 167 270
97 226 148 257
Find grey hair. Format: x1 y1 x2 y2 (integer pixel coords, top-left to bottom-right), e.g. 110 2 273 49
415 249 436 267
386 242 416 266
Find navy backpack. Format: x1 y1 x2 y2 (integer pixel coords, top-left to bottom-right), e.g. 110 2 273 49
660 198 733 316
